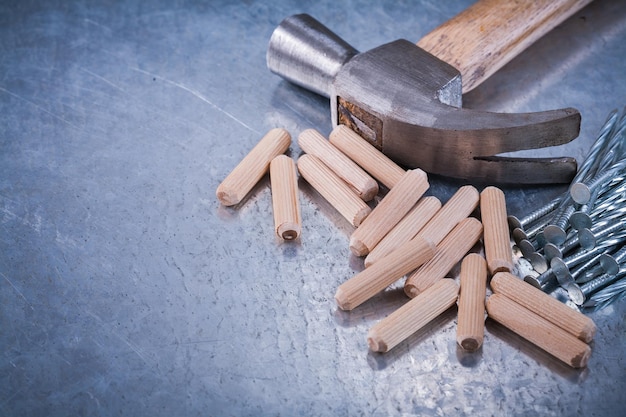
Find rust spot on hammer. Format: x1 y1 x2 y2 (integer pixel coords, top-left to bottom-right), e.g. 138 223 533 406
337 96 384 150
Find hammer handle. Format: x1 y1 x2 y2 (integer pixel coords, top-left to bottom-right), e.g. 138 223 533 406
417 0 592 93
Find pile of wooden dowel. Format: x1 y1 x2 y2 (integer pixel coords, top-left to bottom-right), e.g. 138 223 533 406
216 126 596 369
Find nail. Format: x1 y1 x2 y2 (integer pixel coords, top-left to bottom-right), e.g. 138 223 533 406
598 253 621 276
569 186 601 231
581 276 626 310
508 197 560 231
570 109 619 184
575 265 604 284
512 228 529 245
525 267 556 289
571 252 604 283
550 257 576 287
557 240 621 274
570 159 626 205
543 242 562 261
522 219 549 245
579 269 626 304
543 205 576 245
550 259 586 304
590 178 626 216
528 252 549 273
517 239 537 258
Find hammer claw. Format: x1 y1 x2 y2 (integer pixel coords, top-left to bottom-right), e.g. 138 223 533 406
462 156 577 184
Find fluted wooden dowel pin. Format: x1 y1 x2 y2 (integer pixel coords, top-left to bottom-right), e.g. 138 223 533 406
349 169 429 257
404 217 483 298
216 128 291 206
270 155 301 240
298 129 378 201
364 196 441 267
486 294 592 368
335 236 435 311
297 154 371 227
456 253 488 352
490 271 596 343
329 125 405 189
480 186 513 275
368 279 460 353
416 185 480 247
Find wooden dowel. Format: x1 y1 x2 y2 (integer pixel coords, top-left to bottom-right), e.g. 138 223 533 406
456 253 488 351
416 185 479 246
480 186 513 274
216 128 291 206
490 271 596 343
404 217 483 297
364 196 441 267
367 279 459 353
270 155 301 240
297 154 371 227
329 125 405 189
335 236 435 311
298 129 379 201
349 169 429 257
486 293 592 368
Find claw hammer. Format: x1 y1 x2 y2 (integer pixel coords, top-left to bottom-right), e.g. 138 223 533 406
267 0 593 184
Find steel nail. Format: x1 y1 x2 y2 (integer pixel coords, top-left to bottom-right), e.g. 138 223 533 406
543 204 576 245
579 269 626 304
543 242 562 261
576 266 604 284
572 109 620 184
570 159 626 205
528 252 549 273
507 197 560 231
517 239 537 258
581 277 626 310
525 267 556 289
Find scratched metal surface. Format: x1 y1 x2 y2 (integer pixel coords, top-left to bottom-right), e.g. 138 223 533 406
1 0 625 416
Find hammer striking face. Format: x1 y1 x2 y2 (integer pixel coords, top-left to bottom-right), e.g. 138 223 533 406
267 13 581 184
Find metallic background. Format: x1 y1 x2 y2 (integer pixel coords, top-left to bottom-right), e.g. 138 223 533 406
1 0 625 415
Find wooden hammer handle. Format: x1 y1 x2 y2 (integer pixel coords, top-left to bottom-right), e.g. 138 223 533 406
417 0 592 93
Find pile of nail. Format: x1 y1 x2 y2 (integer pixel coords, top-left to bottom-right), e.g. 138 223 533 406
509 108 626 312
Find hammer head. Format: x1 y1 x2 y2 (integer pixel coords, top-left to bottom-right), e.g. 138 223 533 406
268 14 579 184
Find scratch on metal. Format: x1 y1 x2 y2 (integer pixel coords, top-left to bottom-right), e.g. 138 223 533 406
130 67 259 134
0 86 81 130
78 67 125 92
1 271 33 310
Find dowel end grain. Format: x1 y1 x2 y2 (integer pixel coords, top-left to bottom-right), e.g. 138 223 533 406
277 222 301 240
367 334 387 353
489 259 514 275
572 346 592 369
334 287 351 311
404 283 419 299
216 187 239 206
581 321 597 344
460 338 481 352
349 235 369 257
360 181 380 202
353 206 372 228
